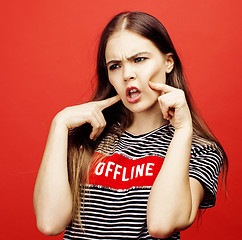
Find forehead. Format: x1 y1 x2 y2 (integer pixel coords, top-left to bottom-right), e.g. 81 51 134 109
105 30 160 61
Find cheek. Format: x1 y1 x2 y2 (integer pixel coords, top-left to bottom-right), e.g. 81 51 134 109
140 63 166 84
109 78 123 95
149 68 166 84
142 66 164 98
108 73 118 90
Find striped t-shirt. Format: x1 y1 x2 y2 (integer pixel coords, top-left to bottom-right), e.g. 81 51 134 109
64 124 222 239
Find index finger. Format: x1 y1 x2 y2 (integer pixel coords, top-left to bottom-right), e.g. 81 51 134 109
148 81 176 93
98 95 121 110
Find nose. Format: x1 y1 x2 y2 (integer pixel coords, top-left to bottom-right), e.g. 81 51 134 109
123 65 136 81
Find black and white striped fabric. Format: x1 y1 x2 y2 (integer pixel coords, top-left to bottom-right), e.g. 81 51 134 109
63 124 222 239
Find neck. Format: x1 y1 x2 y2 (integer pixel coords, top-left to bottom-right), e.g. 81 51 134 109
126 105 168 135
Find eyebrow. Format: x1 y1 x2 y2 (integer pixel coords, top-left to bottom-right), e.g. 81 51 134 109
106 51 151 66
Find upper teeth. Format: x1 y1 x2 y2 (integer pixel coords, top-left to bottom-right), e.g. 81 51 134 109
130 89 137 93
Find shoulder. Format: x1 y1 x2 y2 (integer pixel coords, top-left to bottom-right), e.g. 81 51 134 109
189 140 223 208
190 140 223 177
190 140 223 166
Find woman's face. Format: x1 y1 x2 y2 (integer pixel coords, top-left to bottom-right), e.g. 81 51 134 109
105 30 173 114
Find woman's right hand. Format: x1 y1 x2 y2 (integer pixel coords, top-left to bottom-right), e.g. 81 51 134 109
54 95 121 140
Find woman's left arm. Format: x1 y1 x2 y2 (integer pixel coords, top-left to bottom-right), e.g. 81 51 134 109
147 82 205 239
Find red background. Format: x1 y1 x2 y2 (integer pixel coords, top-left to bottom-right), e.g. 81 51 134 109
1 0 241 239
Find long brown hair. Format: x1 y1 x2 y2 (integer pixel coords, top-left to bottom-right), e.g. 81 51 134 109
67 11 228 224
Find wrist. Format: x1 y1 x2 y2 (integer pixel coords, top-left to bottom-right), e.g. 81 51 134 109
174 124 193 138
52 114 69 133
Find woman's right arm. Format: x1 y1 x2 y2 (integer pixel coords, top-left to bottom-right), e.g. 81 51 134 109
33 115 72 236
33 95 120 236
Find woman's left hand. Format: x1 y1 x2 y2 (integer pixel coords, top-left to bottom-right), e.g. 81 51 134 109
149 81 192 131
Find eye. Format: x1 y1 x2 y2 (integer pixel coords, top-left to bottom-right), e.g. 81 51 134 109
109 64 121 71
134 57 147 63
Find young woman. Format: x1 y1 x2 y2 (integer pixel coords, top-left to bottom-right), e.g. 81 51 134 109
33 11 228 240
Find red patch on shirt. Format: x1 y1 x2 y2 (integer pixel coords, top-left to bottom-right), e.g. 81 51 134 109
89 153 164 189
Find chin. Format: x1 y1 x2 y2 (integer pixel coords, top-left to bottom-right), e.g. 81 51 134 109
123 103 148 113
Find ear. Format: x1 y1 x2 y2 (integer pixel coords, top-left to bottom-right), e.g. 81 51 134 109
165 53 174 73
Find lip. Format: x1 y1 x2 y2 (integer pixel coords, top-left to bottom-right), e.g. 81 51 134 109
126 86 141 103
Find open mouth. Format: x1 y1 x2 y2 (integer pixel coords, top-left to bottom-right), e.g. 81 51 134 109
126 86 141 103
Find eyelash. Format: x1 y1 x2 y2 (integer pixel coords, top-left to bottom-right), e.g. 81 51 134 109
108 57 148 71
134 57 147 63
109 64 120 71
